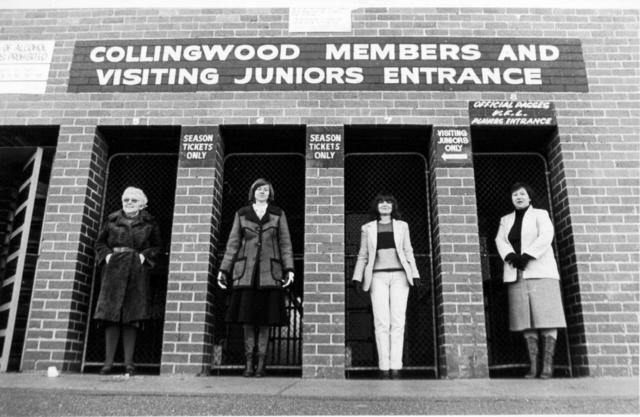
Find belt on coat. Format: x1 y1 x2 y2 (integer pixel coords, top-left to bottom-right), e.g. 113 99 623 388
113 247 136 253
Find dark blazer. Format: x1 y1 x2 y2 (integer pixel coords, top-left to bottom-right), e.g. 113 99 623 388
219 205 294 288
94 210 162 323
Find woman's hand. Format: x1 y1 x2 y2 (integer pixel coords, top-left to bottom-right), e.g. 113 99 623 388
217 272 228 290
105 254 112 264
350 280 366 295
505 252 518 267
517 253 535 270
139 254 145 265
282 271 294 288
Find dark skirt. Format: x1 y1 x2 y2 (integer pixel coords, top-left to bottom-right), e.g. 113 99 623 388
225 288 288 326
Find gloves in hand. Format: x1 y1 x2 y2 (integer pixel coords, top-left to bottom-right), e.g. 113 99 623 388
412 278 423 287
505 253 518 267
350 280 365 295
517 253 535 270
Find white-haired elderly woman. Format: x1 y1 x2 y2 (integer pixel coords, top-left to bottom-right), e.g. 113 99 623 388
94 186 162 376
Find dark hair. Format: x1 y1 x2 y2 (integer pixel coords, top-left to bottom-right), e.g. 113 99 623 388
248 178 275 203
510 182 536 204
369 193 402 221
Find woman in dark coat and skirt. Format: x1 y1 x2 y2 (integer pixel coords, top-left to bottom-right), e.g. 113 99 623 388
217 178 294 377
94 186 162 375
495 182 566 379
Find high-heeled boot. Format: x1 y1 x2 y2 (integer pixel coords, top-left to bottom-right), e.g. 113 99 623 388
539 335 556 379
524 336 539 379
242 326 255 377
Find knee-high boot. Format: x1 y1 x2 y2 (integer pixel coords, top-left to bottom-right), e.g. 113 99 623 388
243 325 256 377
524 336 539 379
254 326 269 378
539 335 556 379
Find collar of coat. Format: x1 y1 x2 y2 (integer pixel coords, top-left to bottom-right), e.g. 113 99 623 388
238 204 283 224
108 209 155 226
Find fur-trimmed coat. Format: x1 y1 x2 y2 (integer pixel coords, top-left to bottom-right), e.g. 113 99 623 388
94 210 162 323
219 205 294 288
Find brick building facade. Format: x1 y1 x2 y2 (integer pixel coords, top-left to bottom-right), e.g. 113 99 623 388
0 6 638 379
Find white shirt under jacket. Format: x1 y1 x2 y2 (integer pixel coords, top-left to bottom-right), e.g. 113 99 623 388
495 206 560 283
352 219 421 291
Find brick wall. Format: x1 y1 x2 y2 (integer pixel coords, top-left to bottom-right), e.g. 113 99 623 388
428 136 488 378
161 128 223 374
1 7 637 376
303 167 345 378
22 126 107 371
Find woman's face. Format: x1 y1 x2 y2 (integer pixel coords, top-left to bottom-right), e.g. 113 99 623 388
254 185 270 203
122 192 145 215
377 200 393 216
511 187 531 209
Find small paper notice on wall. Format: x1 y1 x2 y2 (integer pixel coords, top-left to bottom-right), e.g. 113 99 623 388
289 8 352 33
0 40 55 94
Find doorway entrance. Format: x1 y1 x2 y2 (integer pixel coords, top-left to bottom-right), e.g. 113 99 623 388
82 127 179 374
344 126 436 379
0 146 54 371
211 126 305 376
474 152 572 378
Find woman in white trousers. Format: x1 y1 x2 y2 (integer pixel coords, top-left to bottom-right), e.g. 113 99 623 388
351 194 421 379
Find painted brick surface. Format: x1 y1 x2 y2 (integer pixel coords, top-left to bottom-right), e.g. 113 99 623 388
1 7 637 377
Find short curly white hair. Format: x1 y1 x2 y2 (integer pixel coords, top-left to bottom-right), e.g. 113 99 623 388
122 186 148 209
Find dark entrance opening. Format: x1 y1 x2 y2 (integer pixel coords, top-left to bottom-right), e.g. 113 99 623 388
211 126 305 376
472 126 572 378
82 126 179 375
0 126 57 372
344 125 436 379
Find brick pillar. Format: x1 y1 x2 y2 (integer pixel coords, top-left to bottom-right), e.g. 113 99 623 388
429 128 488 378
161 126 223 374
549 130 639 377
303 126 345 378
22 125 107 371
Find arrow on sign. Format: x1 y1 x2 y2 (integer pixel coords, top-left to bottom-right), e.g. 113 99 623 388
441 153 468 161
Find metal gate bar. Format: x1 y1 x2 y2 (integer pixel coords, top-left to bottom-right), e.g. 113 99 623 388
82 153 177 372
212 153 305 373
345 152 437 377
474 152 572 377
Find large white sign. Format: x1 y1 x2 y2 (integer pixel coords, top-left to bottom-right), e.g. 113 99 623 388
0 40 55 94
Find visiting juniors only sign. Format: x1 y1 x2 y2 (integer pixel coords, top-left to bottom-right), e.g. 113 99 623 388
68 37 587 93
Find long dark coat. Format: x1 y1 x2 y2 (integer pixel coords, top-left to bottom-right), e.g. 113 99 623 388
219 205 294 288
94 210 162 324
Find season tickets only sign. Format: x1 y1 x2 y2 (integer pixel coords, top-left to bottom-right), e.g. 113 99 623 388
68 37 587 92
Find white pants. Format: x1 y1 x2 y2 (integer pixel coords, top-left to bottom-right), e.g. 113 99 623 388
370 271 410 371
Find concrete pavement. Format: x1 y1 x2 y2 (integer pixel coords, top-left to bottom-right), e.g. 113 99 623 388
0 372 638 415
